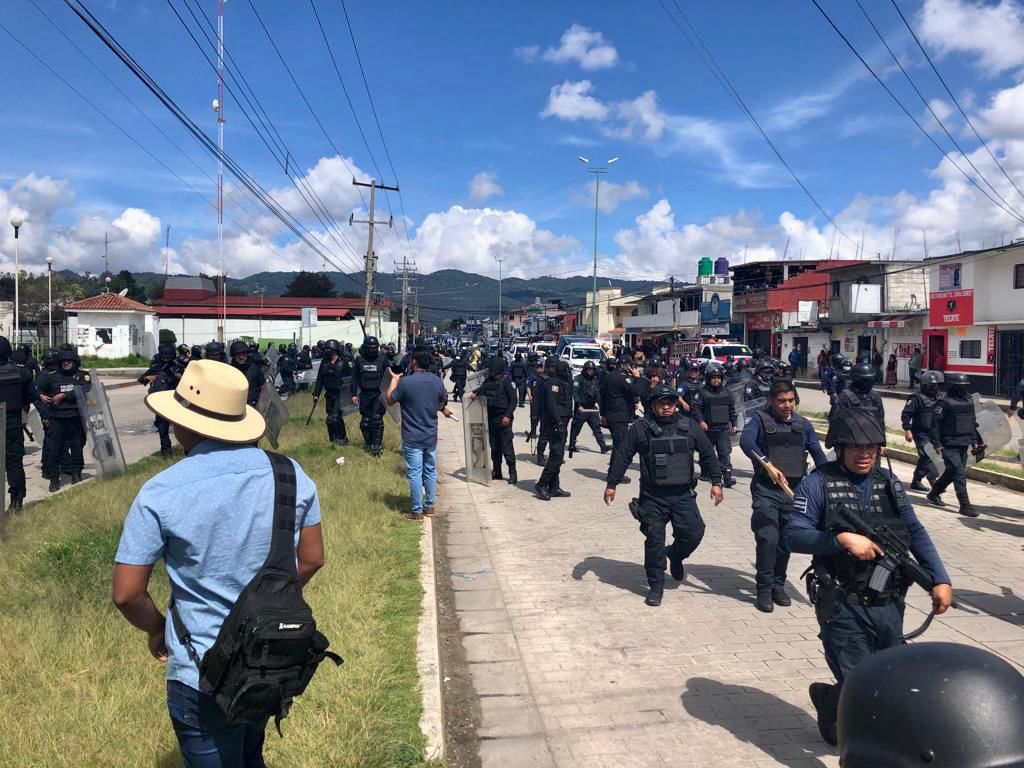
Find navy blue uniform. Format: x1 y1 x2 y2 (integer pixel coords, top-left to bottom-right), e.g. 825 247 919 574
901 392 940 486
313 355 349 444
929 394 982 501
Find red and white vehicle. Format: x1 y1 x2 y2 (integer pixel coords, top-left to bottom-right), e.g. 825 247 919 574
698 342 754 363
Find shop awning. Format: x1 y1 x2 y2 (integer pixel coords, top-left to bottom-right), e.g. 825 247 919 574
867 319 907 329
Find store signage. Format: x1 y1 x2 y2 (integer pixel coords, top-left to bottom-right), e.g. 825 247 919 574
938 263 961 291
928 289 974 326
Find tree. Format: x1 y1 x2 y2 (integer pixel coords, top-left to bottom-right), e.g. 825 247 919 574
159 328 177 344
340 290 362 299
283 271 335 298
109 269 149 303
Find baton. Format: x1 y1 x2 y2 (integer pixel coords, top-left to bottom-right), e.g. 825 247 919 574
23 424 34 443
448 414 460 423
305 398 320 426
752 453 795 500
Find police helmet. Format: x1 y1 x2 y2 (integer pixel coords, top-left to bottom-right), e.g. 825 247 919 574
489 357 507 375
158 342 176 360
838 642 1024 768
176 344 189 356
735 358 748 371
605 357 619 369
649 383 678 403
287 343 297 354
544 356 558 374
779 363 793 378
174 353 190 369
840 358 854 373
582 360 597 373
302 344 310 352
278 343 287 353
824 407 886 448
723 361 735 376
946 372 970 388
361 336 381 356
42 347 59 366
0 337 12 364
205 341 225 359
919 369 944 394
229 340 248 357
17 343 31 356
555 360 572 381
190 345 203 360
324 339 341 354
831 353 846 367
58 348 79 367
756 361 775 378
704 364 725 387
850 363 875 391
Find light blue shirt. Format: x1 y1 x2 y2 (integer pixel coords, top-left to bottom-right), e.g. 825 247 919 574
115 440 321 690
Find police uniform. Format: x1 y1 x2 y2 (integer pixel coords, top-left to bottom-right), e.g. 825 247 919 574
698 375 737 487
528 363 551 464
605 388 721 605
313 347 349 445
900 386 940 488
352 342 387 456
444 356 469 402
743 373 773 402
740 406 827 609
35 351 60 479
41 351 91 489
928 378 982 514
569 365 608 455
138 345 177 456
508 356 529 406
785 414 950 746
229 342 266 408
536 362 574 499
0 339 36 509
472 365 518 482
599 363 640 481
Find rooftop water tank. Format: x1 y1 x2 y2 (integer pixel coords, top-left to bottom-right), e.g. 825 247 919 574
698 257 713 277
714 257 730 276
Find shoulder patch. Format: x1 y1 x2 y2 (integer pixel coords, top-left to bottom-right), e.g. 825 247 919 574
551 385 560 392
82 374 91 382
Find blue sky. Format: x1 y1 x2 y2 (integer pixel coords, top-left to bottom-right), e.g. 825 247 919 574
2 0 1024 283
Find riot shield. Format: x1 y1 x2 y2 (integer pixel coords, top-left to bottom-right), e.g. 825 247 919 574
969 394 1011 465
256 381 289 449
462 395 491 485
265 347 279 381
0 404 6 497
731 382 766 446
1016 412 1024 471
23 406 42 453
77 371 127 479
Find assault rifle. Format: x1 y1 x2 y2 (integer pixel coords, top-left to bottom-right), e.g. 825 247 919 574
838 504 956 640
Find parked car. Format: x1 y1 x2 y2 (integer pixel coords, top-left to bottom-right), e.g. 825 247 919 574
559 343 607 375
698 342 753 363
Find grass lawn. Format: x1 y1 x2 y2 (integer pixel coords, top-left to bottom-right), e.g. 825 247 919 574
79 354 152 369
0 393 438 768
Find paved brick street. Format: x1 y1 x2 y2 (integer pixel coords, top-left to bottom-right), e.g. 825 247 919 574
436 401 1024 768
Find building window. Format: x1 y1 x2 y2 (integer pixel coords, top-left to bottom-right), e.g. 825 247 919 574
831 281 840 298
959 339 981 359
96 328 113 344
1015 263 1024 289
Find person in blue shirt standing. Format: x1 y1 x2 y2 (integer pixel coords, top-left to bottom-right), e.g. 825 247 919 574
740 380 827 613
784 408 953 747
112 360 325 766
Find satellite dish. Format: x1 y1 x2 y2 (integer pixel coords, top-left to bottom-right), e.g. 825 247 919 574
118 288 129 296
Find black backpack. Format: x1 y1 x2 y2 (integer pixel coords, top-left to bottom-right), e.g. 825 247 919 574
170 451 342 734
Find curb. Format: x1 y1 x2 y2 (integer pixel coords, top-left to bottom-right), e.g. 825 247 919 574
417 516 446 761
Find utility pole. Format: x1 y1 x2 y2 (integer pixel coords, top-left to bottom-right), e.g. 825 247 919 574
891 228 899 261
670 275 677 332
164 225 171 277
578 156 619 335
494 251 507 343
214 0 226 342
350 178 398 339
922 230 929 259
103 231 109 275
396 255 416 352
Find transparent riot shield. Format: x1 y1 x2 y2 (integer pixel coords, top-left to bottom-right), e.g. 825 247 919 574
0 404 6 497
23 406 42 454
265 347 279 382
462 395 491 485
77 371 127 479
730 382 766 446
970 394 1011 465
1015 411 1024 471
256 381 289 449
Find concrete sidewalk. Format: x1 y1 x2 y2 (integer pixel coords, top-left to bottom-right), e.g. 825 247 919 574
435 403 1024 768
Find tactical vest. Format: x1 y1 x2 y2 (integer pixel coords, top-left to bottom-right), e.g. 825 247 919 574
701 387 732 429
577 377 599 408
820 463 910 598
643 417 693 488
911 393 935 433
357 358 383 392
0 362 25 413
449 359 468 379
942 396 976 437
757 410 808 481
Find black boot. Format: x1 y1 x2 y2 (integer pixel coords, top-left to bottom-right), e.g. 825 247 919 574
772 587 792 607
957 493 979 517
492 467 503 480
6 496 22 514
723 469 736 488
549 486 572 498
507 466 518 485
756 591 774 613
669 552 685 581
48 478 60 493
71 473 81 485
645 584 664 607
534 482 551 501
909 478 928 491
809 682 839 746
599 443 610 454
927 489 947 508
535 451 546 466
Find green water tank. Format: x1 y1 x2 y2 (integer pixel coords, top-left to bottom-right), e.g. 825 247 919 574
698 257 713 277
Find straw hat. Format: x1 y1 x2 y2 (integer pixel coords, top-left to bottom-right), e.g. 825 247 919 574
145 359 267 444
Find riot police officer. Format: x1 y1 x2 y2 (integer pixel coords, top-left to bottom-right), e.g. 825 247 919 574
16 343 39 381
901 370 943 490
734 358 753 383
229 339 265 407
40 349 91 491
535 360 574 501
137 342 177 457
508 353 528 406
785 408 952 746
697 364 737 488
298 344 313 371
740 380 827 612
204 340 227 363
190 344 204 361
312 339 349 446
604 383 723 607
830 363 884 429
443 352 470 402
176 344 189 359
351 336 387 456
35 348 60 480
469 357 518 484
526 358 547 463
0 337 36 512
827 354 853 404
599 357 641 483
277 343 297 396
927 372 983 516
569 360 608 455
743 361 774 402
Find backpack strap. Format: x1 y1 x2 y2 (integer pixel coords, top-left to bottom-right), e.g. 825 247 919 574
263 450 298 575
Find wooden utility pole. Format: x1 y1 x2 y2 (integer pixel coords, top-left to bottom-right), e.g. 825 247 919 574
396 255 416 352
350 178 398 338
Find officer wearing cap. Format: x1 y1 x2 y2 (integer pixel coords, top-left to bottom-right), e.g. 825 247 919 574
568 360 608 456
312 339 349 446
740 379 827 613
837 642 1024 767
138 342 178 457
39 348 91 492
534 360 574 500
351 336 387 456
697 364 737 487
604 382 723 607
599 356 641 484
927 372 983 516
901 370 943 491
469 357 518 484
784 408 952 746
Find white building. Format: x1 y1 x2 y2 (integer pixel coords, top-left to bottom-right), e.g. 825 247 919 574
64 293 158 359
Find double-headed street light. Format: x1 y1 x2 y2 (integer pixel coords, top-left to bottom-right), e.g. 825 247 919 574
46 256 54 348
578 156 619 336
10 213 23 342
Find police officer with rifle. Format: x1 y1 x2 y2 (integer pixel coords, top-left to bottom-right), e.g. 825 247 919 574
604 383 723 607
568 360 608 457
830 363 884 428
901 370 943 491
785 408 953 746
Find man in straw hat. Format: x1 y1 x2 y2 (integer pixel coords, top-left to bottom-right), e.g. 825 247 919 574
112 360 325 764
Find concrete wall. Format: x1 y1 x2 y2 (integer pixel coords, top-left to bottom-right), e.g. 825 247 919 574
623 299 699 332
157 317 399 348
780 331 831 374
883 266 929 313
957 245 1024 324
68 310 157 359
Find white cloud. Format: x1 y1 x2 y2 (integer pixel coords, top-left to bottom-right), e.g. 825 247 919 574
918 0 1024 75
922 98 954 134
513 45 540 63
573 179 648 214
469 171 503 202
980 81 1024 138
541 80 609 121
542 24 619 70
265 154 373 225
605 90 665 141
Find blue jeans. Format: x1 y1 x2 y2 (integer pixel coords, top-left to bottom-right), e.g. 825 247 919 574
166 680 268 768
402 445 437 513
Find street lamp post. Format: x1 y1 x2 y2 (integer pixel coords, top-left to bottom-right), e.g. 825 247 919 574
578 157 618 336
10 214 23 342
46 256 53 348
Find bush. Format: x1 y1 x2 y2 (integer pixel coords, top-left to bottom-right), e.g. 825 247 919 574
79 354 151 369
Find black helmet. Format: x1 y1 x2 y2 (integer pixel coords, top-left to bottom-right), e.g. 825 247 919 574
919 369 944 394
756 361 775 378
582 360 597 373
824 408 886 448
158 342 176 360
302 344 310 352
205 341 226 360
649 383 678 403
176 344 189 356
838 642 1024 768
0 337 12 364
850 363 875 392
17 343 30 356
190 345 203 359
42 347 59 367
58 348 79 368
946 372 970 388
278 344 287 353
605 357 619 369
287 343 297 354
229 340 248 357
325 339 341 354
556 360 572 382
489 357 507 375
704 364 725 387
735 358 748 370
831 353 846 367
174 353 190 369
840 358 854 373
361 336 380 356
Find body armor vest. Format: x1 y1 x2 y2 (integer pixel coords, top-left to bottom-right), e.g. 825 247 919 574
820 464 910 597
449 359 468 379
577 377 599 408
643 417 693 488
942 396 976 437
757 410 808 481
911 393 935 433
357 358 383 392
702 387 732 428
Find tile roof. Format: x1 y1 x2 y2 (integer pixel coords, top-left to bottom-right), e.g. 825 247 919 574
65 293 154 312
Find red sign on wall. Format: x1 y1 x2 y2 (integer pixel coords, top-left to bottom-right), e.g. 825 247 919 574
745 311 774 330
988 326 996 364
929 289 974 327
